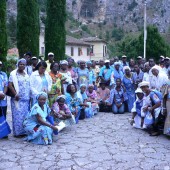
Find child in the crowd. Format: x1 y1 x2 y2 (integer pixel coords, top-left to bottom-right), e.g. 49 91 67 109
130 88 146 129
52 95 76 126
86 84 99 115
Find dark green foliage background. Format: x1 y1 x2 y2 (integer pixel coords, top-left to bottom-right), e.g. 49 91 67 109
45 0 66 61
17 0 40 57
0 0 7 62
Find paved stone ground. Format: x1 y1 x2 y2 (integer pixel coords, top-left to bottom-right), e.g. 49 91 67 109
1 111 170 170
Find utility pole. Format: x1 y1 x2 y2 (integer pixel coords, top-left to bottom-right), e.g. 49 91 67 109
144 1 147 59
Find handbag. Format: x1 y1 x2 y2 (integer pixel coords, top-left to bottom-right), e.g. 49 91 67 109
0 112 11 138
6 86 15 97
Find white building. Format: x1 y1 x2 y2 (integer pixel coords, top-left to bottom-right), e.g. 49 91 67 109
39 33 107 61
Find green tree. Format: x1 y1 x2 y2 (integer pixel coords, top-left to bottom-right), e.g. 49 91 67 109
137 25 170 60
0 0 7 62
7 15 17 48
45 0 66 61
17 0 40 57
112 28 124 41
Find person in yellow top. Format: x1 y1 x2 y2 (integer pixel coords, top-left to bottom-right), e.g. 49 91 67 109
46 52 54 72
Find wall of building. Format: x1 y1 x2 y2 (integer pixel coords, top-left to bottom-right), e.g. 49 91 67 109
90 42 107 61
66 45 90 62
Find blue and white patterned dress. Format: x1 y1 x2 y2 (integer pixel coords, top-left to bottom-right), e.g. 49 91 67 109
9 72 30 136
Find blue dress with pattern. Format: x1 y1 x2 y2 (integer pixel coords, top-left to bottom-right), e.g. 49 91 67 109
123 74 136 112
65 92 81 123
9 73 30 136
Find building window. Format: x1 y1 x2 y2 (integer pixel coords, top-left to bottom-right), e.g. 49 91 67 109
87 47 90 56
41 47 45 55
78 47 82 56
71 47 74 56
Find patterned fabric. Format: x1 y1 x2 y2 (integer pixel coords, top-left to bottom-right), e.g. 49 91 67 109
65 92 81 123
52 102 76 126
106 87 127 105
76 68 89 87
48 72 62 107
86 90 99 115
0 71 8 107
9 72 30 136
97 88 110 102
23 103 53 145
123 74 136 112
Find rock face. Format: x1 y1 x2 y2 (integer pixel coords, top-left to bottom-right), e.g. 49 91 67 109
67 0 170 32
7 0 170 33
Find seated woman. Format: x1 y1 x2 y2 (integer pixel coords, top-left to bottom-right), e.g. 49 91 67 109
23 92 58 145
86 84 99 115
77 84 93 118
106 78 127 114
65 84 81 123
97 81 111 112
139 81 162 136
52 95 76 126
130 88 146 129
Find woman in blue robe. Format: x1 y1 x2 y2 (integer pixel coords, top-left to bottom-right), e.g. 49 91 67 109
8 59 30 137
122 66 136 112
23 92 58 145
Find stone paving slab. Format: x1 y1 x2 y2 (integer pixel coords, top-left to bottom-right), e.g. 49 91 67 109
0 112 170 170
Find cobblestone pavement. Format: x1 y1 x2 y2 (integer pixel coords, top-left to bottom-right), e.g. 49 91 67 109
1 112 170 170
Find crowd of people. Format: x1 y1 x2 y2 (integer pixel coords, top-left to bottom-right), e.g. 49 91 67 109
0 52 170 145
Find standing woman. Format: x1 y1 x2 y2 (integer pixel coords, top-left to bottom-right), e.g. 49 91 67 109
59 60 72 94
77 60 89 87
30 61 52 105
8 58 30 137
48 62 63 107
122 66 136 112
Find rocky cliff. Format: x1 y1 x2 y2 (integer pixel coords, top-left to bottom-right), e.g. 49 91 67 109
7 0 170 33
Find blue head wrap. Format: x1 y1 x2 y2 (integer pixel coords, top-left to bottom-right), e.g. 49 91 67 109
36 92 48 101
17 58 27 67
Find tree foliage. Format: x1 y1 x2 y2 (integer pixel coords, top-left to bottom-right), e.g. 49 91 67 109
7 15 17 48
17 0 40 57
110 25 170 60
0 0 7 62
45 0 66 61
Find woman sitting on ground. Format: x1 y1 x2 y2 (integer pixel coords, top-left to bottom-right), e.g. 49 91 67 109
86 84 99 115
23 92 58 145
106 78 127 114
130 88 146 129
97 81 110 112
139 81 162 136
65 84 81 123
77 84 93 118
52 95 76 126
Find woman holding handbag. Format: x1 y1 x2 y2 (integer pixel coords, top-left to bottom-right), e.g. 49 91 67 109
8 58 30 137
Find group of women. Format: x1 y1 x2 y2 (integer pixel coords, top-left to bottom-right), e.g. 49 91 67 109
1 54 170 144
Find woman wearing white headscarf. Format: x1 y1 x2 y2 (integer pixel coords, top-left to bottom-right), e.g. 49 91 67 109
8 58 31 137
149 65 168 91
